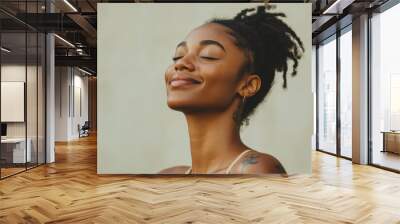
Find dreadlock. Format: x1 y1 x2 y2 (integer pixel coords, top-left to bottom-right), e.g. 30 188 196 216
208 5 304 127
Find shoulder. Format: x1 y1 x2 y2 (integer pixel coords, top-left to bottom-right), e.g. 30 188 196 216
233 150 286 175
158 165 190 174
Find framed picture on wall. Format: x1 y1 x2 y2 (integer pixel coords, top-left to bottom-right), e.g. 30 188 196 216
1 81 25 123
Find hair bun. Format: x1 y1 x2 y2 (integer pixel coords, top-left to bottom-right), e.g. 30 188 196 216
209 5 304 127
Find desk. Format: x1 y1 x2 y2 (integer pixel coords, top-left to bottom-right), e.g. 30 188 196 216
381 131 400 154
1 138 31 163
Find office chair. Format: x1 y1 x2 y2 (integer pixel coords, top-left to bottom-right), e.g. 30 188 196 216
79 121 90 138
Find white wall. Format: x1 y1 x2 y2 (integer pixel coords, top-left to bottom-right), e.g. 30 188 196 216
98 3 312 174
55 67 89 141
72 72 89 138
55 67 69 141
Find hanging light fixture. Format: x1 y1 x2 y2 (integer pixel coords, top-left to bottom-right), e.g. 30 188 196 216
1 47 11 53
63 0 78 12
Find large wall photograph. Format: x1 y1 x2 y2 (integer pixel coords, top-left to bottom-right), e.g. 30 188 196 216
98 3 312 175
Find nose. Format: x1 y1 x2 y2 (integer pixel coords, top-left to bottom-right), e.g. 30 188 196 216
174 55 195 72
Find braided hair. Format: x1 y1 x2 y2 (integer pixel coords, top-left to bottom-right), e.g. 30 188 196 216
207 5 304 127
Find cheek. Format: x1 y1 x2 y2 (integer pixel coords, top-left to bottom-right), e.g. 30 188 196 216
203 65 240 96
165 62 242 112
194 66 240 109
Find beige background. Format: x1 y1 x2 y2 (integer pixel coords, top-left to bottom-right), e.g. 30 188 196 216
97 3 312 174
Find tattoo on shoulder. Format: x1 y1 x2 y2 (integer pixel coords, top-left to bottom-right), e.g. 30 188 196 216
238 153 287 174
240 154 259 173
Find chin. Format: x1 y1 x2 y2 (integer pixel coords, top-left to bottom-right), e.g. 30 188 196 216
167 99 191 112
167 98 206 113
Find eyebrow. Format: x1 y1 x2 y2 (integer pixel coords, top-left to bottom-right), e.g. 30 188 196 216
176 41 186 49
176 40 226 52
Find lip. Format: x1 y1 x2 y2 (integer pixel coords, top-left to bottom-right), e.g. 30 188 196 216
169 73 202 88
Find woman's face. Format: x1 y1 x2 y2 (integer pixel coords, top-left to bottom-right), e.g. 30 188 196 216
165 23 249 114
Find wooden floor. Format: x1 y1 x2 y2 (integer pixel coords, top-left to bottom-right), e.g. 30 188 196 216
1 163 44 178
0 134 400 223
0 167 26 178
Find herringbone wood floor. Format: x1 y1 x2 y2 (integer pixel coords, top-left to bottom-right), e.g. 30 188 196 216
1 134 400 224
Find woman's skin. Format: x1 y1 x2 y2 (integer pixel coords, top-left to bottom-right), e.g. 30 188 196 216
160 23 286 174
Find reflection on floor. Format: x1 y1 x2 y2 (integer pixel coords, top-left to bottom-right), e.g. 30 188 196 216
373 150 400 171
340 148 352 158
0 167 25 178
0 162 42 178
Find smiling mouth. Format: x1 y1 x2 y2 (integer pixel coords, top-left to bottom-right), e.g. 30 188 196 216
169 79 201 88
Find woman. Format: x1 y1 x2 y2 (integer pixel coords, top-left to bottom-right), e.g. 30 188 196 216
160 6 304 174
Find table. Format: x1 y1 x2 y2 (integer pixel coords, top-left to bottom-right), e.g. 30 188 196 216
381 131 400 154
1 138 32 163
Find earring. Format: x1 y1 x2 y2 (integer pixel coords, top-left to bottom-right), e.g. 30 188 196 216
233 95 249 127
242 96 250 126
241 96 250 126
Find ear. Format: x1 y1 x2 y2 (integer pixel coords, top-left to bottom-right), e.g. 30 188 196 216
237 74 261 97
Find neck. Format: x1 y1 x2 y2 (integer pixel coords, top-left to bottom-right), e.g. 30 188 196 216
184 104 247 173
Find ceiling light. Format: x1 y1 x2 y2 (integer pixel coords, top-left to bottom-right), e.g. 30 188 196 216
63 0 78 12
78 67 93 76
323 0 342 14
54 34 75 48
1 47 11 53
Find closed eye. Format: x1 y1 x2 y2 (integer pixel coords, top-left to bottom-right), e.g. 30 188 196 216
200 56 219 60
172 56 183 61
173 56 219 61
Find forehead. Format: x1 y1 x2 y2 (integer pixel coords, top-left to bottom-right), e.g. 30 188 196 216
184 23 237 46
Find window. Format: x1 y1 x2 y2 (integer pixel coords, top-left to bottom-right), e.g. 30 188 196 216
339 28 352 158
317 35 337 154
370 2 400 171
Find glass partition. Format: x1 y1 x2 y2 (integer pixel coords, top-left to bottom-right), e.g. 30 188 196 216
27 31 38 169
0 31 28 177
317 35 337 154
38 32 45 165
0 1 46 179
339 27 352 158
371 3 400 171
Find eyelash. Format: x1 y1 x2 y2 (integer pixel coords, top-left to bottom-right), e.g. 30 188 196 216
172 56 182 61
201 56 218 60
172 56 218 61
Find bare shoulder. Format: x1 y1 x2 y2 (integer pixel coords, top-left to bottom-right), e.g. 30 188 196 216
234 150 286 175
158 165 190 174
